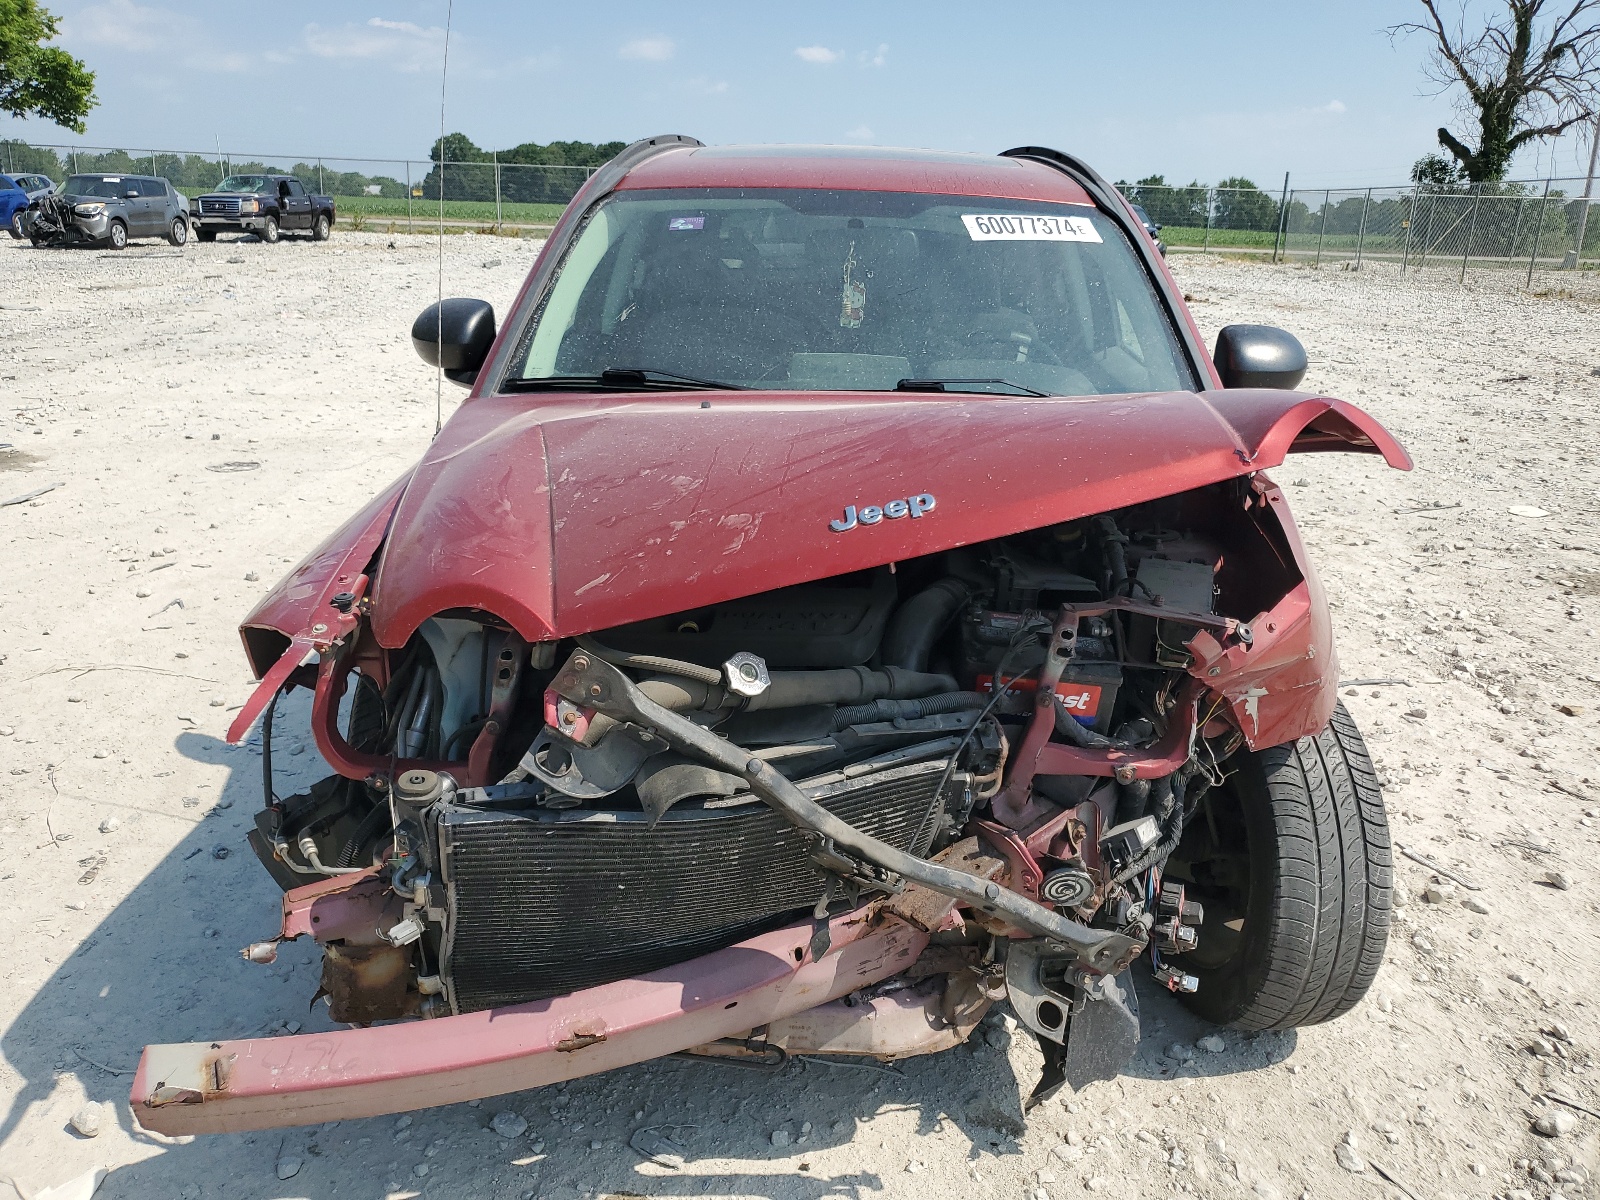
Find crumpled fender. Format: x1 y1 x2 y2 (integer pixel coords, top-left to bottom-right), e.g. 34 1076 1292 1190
1201 390 1412 470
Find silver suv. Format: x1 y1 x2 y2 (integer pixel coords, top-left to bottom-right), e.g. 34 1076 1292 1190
26 173 193 249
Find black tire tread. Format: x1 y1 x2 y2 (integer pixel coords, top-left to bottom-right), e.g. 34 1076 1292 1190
1198 703 1390 1031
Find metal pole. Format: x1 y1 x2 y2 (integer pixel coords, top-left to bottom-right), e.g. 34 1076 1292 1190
1460 185 1481 283
1401 190 1417 273
1273 172 1290 262
318 159 325 195
1569 115 1600 268
494 151 502 232
1354 187 1372 269
1203 186 1213 252
1507 197 1526 264
1315 188 1331 265
1527 177 1552 289
406 161 414 233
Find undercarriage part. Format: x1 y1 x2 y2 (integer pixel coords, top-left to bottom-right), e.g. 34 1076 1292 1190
549 654 1143 975
1026 969 1141 1110
436 758 955 1012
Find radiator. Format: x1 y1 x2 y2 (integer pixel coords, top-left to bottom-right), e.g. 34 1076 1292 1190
436 758 949 1013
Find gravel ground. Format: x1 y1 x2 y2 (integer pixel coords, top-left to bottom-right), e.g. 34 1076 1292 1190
0 230 1597 1200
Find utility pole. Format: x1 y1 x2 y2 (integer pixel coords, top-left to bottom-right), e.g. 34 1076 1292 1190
1565 114 1600 269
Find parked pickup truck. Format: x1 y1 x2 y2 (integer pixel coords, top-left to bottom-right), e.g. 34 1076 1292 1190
193 173 335 244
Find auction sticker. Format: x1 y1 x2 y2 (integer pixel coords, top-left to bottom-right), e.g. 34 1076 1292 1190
962 213 1102 242
668 216 705 231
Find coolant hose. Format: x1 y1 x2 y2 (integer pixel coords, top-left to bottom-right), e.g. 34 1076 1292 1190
575 635 724 686
832 691 990 729
880 578 971 672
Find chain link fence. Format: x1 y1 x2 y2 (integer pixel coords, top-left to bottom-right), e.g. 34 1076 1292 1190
0 140 597 235
1123 178 1599 298
5 140 1596 294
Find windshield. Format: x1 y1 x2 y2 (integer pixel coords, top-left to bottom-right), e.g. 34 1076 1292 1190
64 176 134 198
503 188 1193 396
216 175 271 193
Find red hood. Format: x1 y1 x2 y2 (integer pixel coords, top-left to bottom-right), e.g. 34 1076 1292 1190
359 389 1408 649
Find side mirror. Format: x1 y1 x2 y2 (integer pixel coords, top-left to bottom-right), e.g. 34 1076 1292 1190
412 298 496 386
1213 325 1307 390
125 189 139 198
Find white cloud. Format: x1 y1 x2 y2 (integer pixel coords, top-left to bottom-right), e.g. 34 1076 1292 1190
1320 100 1348 114
794 45 841 64
66 0 167 52
859 43 888 68
65 0 256 71
846 125 875 141
620 35 675 61
302 17 447 72
684 76 730 95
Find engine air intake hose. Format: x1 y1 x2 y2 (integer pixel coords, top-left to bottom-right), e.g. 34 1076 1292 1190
881 578 971 672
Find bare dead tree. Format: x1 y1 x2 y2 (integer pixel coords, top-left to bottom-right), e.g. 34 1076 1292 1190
1392 0 1600 181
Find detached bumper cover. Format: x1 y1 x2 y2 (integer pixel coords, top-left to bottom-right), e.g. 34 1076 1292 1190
133 902 929 1135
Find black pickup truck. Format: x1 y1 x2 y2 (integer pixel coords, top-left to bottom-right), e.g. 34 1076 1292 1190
193 173 336 244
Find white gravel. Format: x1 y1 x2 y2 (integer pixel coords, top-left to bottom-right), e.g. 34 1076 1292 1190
1 232 1598 1198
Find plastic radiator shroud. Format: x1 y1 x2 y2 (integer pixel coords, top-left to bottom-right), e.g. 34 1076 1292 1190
436 758 951 1013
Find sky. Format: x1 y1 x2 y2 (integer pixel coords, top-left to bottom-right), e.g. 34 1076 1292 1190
6 0 1598 188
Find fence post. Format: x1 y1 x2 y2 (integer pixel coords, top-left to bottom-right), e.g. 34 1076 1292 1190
1353 187 1372 269
1507 197 1526 264
1401 190 1417 273
406 162 414 233
317 160 325 195
494 151 502 232
1570 115 1600 268
1203 186 1213 252
1315 188 1331 265
1460 185 1481 284
1527 177 1552 289
1272 173 1290 262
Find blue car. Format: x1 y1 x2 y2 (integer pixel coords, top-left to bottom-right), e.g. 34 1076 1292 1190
0 175 32 240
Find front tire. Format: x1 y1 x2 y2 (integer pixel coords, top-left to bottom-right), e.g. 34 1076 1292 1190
8 211 22 240
167 217 189 247
105 220 128 250
311 213 331 241
1174 704 1391 1030
258 215 280 244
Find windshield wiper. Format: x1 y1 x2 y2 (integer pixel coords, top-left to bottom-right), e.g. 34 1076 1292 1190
895 378 1052 398
503 368 746 393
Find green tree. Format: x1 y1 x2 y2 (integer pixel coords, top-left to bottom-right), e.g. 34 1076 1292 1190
1212 177 1280 232
0 0 96 131
1392 0 1600 183
1410 151 1468 189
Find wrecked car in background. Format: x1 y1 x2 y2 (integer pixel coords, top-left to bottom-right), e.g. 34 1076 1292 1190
133 136 1408 1134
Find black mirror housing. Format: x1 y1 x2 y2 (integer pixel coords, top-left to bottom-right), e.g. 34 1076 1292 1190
1213 324 1308 390
412 298 496 386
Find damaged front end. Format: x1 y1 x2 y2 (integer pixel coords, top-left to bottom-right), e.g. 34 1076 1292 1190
134 451 1397 1134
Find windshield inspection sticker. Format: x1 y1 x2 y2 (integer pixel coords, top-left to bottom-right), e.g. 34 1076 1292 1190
962 213 1102 243
667 216 705 231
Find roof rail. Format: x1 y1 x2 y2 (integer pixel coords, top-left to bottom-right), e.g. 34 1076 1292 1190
588 134 703 196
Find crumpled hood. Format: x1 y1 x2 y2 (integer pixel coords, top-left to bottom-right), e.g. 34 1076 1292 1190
363 388 1408 649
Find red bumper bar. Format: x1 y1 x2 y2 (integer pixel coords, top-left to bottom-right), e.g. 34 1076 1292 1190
131 904 927 1135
